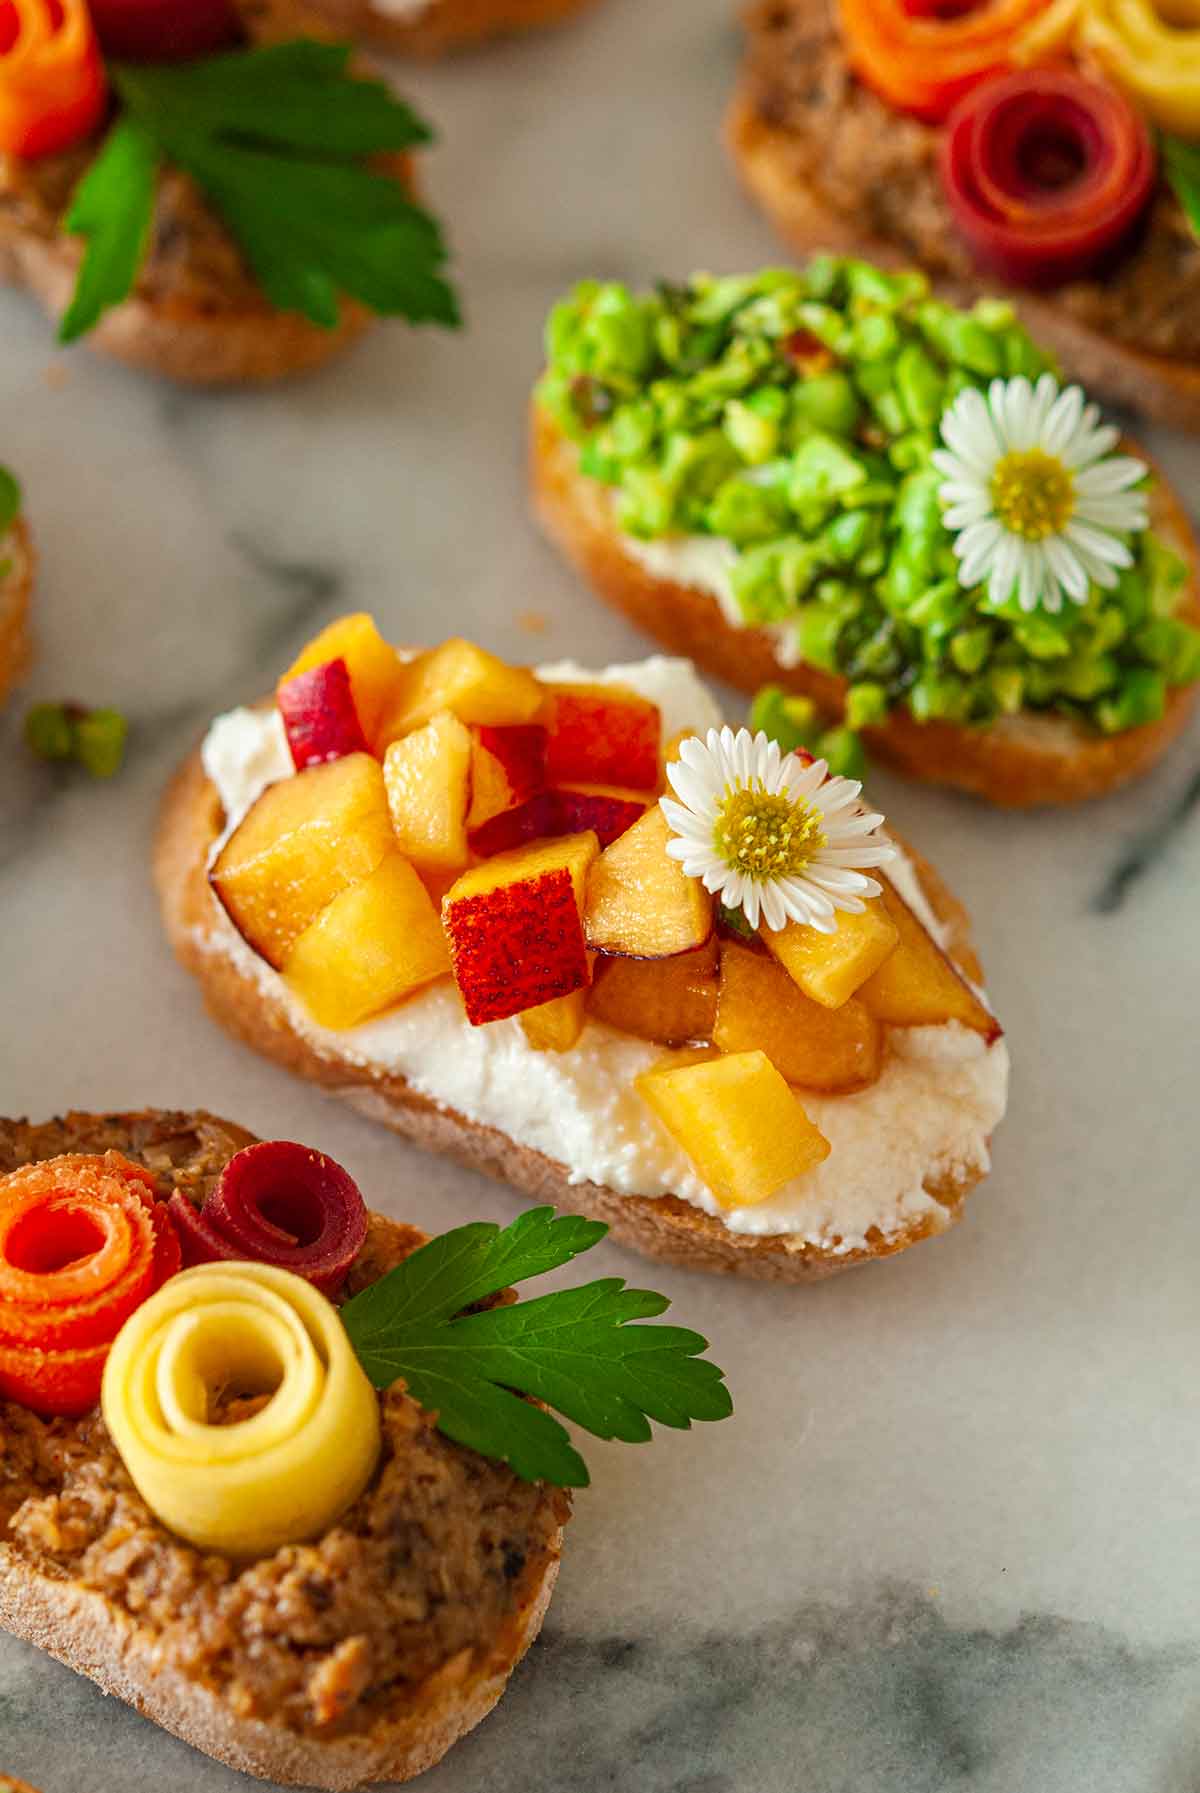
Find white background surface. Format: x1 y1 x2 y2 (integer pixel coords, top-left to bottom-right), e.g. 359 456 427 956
2 1 1199 1785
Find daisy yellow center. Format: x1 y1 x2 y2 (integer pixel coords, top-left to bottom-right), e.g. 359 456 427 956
989 449 1075 542
712 782 826 882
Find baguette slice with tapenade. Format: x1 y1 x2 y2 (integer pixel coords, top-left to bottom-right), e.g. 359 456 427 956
726 0 1200 432
0 1109 567 1791
303 0 599 54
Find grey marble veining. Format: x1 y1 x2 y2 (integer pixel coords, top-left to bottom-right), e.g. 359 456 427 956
2 0 1200 1787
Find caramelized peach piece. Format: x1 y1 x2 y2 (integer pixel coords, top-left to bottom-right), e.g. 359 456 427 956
443 832 599 1025
636 1049 830 1208
380 640 545 743
383 710 472 873
584 806 712 958
715 941 882 1092
588 942 718 1045
467 724 547 830
519 988 588 1053
859 879 1000 1038
282 853 449 1029
763 899 898 1010
544 682 661 790
209 754 393 969
280 614 402 747
277 658 369 771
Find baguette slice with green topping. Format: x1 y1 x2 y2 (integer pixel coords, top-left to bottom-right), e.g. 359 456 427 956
531 267 1200 807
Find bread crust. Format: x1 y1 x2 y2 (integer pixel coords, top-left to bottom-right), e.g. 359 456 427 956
0 0 397 386
0 516 34 707
154 725 998 1281
725 83 1200 434
303 0 598 54
531 403 1200 807
0 1111 564 1791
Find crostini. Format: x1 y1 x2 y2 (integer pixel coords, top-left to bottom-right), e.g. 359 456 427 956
0 1108 727 1788
531 265 1200 806
0 468 33 707
155 617 1010 1280
727 0 1200 430
0 0 456 385
303 0 599 55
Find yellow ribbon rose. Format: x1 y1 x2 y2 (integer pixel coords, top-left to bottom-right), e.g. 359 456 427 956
1015 0 1200 136
101 1261 381 1557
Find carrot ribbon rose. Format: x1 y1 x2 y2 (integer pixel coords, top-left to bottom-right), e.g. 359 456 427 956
0 1153 181 1416
0 0 107 158
166 1140 368 1296
838 0 1051 122
101 1261 381 1556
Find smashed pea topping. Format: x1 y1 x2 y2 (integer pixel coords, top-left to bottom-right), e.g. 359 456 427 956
538 263 1200 735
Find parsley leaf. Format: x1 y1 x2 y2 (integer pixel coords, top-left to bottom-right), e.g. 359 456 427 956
340 1207 733 1487
60 119 158 346
0 466 20 536
1163 135 1200 240
60 40 457 339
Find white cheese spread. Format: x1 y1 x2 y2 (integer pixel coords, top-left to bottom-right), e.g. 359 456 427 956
197 656 1008 1253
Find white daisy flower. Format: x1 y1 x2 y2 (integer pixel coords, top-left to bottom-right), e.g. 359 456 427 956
660 726 895 935
933 373 1148 616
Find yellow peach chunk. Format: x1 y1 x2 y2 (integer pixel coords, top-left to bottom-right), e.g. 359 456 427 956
762 898 898 1010
519 988 588 1053
584 805 712 958
209 754 393 969
280 613 403 747
282 853 449 1029
636 1049 830 1208
858 879 1000 1038
715 940 882 1092
383 709 472 873
379 639 545 743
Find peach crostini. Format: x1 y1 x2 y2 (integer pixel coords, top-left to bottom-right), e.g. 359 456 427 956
156 618 1010 1281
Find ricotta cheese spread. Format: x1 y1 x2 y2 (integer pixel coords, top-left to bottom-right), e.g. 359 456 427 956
369 0 433 20
197 656 1008 1253
620 535 805 667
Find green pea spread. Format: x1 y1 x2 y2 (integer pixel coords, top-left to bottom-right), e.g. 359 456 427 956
538 262 1200 739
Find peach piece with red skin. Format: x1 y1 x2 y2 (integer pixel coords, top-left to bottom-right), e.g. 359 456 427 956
467 724 548 830
552 783 649 847
442 832 600 1026
544 682 661 790
277 658 370 771
279 613 402 749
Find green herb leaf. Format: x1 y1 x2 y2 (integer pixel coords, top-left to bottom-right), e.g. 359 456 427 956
1164 135 1200 239
60 119 158 346
0 465 20 536
340 1207 732 1487
59 40 457 339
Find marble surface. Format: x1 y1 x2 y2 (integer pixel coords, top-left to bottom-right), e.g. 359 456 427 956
2 1 1200 1787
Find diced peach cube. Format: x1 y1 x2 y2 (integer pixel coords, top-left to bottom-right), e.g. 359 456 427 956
466 724 548 830
544 682 661 790
277 658 369 771
380 640 545 744
468 791 561 858
553 783 649 847
209 754 393 969
636 1049 830 1208
519 988 588 1053
442 832 599 1025
282 853 449 1029
585 806 712 958
858 879 1001 1039
714 941 882 1092
588 942 718 1045
383 709 472 873
280 614 403 747
762 898 898 1009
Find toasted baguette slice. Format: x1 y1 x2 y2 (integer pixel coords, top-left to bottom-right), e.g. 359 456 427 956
531 404 1200 807
0 0 396 387
155 735 996 1282
304 0 598 53
725 84 1200 435
0 1108 565 1791
0 516 34 707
